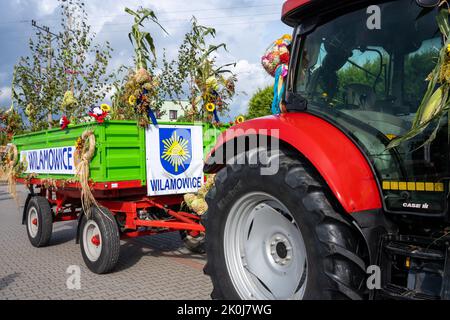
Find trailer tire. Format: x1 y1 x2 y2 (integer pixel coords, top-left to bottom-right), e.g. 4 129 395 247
26 196 53 248
80 207 120 274
204 149 368 300
180 231 206 254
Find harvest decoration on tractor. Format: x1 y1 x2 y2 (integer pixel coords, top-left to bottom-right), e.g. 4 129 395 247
202 0 450 300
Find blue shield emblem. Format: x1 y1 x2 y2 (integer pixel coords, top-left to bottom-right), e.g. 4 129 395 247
159 128 192 175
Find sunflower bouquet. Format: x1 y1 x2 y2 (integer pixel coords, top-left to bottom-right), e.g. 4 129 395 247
116 68 159 127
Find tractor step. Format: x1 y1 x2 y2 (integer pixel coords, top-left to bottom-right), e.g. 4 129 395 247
384 240 445 260
377 234 450 300
379 283 440 300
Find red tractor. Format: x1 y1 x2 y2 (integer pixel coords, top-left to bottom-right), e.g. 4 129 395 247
203 0 450 300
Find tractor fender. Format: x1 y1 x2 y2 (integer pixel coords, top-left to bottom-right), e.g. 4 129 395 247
205 113 382 214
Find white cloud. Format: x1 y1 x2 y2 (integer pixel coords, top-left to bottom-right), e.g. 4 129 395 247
0 86 12 105
31 0 59 15
229 59 272 116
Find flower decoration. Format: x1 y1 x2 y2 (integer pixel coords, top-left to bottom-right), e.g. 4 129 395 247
101 104 111 113
235 116 245 124
121 68 159 127
261 34 292 115
75 137 84 153
88 105 109 124
128 95 137 106
59 116 71 130
205 103 216 112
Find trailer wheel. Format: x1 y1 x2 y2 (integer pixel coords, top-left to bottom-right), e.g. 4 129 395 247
26 196 53 247
79 207 120 274
180 231 205 254
204 149 368 300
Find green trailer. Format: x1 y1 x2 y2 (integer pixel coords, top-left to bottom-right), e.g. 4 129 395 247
12 120 229 274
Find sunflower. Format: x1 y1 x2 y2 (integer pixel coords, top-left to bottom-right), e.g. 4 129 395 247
101 104 111 112
236 116 245 124
205 103 216 112
128 95 137 106
75 137 84 152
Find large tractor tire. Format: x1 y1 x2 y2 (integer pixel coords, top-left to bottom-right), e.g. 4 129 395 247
204 149 368 300
26 196 53 248
79 206 120 274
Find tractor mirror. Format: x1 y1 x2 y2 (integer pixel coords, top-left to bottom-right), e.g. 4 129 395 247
285 91 308 112
416 0 440 7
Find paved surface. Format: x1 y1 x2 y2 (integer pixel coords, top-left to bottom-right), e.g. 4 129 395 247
0 184 212 300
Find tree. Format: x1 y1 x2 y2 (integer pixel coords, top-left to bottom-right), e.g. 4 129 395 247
247 86 273 119
14 0 114 130
161 17 237 122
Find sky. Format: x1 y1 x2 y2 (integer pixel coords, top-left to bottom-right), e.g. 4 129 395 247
0 0 291 119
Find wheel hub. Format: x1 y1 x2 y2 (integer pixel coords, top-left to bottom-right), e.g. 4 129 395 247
91 234 100 246
32 218 38 226
83 220 102 262
224 192 308 300
269 234 293 266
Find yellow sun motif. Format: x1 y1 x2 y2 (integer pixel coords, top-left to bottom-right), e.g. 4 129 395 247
161 131 191 173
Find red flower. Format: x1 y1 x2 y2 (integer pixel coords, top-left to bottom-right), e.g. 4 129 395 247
59 116 70 130
280 52 290 64
89 112 108 124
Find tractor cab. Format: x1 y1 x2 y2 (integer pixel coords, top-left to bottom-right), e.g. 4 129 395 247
284 0 450 218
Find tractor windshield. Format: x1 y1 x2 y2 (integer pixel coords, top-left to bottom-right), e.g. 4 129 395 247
294 0 449 216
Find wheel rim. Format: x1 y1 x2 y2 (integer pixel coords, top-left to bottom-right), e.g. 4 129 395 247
83 220 102 262
224 192 308 300
27 207 39 238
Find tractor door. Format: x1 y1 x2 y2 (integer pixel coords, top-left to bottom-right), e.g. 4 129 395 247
291 0 450 216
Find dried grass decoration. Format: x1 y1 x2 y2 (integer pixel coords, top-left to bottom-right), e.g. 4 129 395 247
4 144 18 198
74 130 98 217
183 174 216 215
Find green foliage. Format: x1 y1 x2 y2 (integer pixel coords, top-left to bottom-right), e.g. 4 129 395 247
0 105 24 145
161 17 237 122
247 86 273 119
13 0 114 130
125 7 167 70
337 57 386 100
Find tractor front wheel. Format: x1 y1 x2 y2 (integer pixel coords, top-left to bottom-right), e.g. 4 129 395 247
204 149 368 300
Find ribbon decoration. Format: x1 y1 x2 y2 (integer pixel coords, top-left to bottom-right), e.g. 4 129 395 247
212 108 221 123
272 64 288 115
142 89 158 126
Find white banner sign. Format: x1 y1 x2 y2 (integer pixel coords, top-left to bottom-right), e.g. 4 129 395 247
20 146 76 175
146 125 204 196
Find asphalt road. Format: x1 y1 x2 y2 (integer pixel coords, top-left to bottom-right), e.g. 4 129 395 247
0 183 212 300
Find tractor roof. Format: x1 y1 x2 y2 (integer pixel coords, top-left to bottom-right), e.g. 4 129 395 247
282 0 379 27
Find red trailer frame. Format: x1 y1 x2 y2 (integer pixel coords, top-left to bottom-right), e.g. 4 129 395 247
17 177 205 240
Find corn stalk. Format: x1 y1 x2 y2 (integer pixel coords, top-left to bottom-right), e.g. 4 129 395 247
125 7 167 71
388 7 450 149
